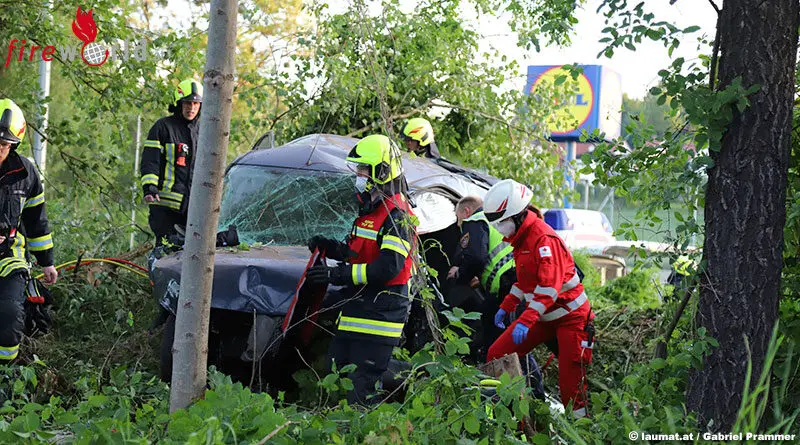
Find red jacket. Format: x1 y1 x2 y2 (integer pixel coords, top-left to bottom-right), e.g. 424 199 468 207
498 210 587 327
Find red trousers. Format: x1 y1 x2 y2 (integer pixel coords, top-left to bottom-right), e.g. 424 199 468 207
487 302 593 415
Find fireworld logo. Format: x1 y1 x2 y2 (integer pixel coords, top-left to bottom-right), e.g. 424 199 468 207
4 6 157 68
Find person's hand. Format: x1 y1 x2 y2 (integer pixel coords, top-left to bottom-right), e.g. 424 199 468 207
144 185 160 203
512 323 529 345
494 308 507 329
307 264 347 286
307 235 328 253
42 265 58 285
447 266 459 280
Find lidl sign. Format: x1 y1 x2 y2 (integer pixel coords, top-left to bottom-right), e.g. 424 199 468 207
525 65 622 141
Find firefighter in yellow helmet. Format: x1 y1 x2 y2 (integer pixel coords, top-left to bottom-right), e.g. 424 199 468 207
139 78 203 247
0 98 58 364
402 117 441 158
306 134 417 405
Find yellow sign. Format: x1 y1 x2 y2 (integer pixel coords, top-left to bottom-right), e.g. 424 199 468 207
531 66 595 135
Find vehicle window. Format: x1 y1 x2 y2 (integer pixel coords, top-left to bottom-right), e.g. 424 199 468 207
219 165 359 246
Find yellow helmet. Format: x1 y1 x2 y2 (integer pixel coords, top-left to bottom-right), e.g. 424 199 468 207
402 117 434 146
0 98 26 147
346 134 403 185
173 78 203 105
673 255 694 276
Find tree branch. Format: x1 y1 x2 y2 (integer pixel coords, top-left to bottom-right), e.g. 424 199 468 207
707 0 721 15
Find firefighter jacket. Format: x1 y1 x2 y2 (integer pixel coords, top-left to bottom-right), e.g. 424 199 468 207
498 210 588 328
139 112 199 214
0 151 54 277
455 209 515 296
333 194 416 346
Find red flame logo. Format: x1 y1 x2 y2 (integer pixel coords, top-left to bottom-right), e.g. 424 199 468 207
71 7 109 66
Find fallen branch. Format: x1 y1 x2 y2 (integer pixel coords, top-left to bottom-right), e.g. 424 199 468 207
255 420 295 445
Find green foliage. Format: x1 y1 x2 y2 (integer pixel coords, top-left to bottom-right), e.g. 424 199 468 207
594 267 666 310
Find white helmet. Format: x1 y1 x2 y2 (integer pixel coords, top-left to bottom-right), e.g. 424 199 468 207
483 179 534 223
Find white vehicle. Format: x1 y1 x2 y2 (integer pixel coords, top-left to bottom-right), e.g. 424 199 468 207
543 208 615 249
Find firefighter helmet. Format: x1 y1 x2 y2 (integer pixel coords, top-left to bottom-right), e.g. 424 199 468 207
402 117 434 147
673 255 694 276
483 179 534 223
173 79 203 105
346 134 403 185
0 98 26 147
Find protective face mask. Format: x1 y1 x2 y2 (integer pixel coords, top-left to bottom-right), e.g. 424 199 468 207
355 176 370 193
495 220 517 237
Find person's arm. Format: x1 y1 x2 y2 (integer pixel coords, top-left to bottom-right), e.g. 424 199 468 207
453 220 489 284
516 237 563 327
348 208 413 286
21 173 53 268
140 121 163 199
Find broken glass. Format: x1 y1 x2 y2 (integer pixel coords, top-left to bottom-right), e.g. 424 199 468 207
219 165 359 246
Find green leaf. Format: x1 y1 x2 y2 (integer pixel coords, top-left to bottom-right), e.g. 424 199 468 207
464 413 480 434
683 25 701 33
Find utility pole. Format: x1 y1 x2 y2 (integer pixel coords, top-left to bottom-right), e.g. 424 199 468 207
169 0 238 413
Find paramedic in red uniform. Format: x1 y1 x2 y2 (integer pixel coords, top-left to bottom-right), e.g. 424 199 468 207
483 179 594 418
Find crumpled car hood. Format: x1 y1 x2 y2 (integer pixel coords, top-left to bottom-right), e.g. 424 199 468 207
153 245 313 316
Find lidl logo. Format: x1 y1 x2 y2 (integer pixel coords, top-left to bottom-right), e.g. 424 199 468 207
530 66 595 135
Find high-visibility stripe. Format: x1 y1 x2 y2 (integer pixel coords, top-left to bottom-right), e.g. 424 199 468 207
354 227 378 241
144 139 162 150
561 274 580 293
338 316 404 338
0 257 28 277
164 143 175 191
529 300 547 314
573 407 587 419
149 200 181 211
158 190 184 202
10 235 25 259
540 292 588 322
510 285 523 298
534 285 558 301
0 344 19 361
351 263 367 285
488 242 509 260
381 235 411 257
24 192 45 209
141 174 159 186
27 234 53 251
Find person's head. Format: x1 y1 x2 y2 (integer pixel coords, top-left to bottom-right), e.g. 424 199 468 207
346 134 404 196
455 196 483 227
483 179 534 238
0 98 26 165
402 117 434 155
172 78 203 121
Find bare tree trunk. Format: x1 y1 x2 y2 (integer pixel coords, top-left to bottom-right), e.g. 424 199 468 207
169 0 238 413
686 0 798 432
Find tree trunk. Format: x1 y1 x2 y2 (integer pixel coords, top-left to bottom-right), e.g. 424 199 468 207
169 0 238 413
686 0 798 432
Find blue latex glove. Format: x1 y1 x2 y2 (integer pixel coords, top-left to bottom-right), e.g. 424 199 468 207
494 309 507 329
512 323 529 345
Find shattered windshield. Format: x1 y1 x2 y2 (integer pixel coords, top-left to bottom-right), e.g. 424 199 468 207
219 165 359 246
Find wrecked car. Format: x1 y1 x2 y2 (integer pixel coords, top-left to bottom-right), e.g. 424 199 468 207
151 134 498 390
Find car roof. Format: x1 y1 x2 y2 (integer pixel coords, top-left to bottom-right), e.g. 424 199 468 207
229 133 493 199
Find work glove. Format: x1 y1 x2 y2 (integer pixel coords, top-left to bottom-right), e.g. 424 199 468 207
143 185 160 203
24 278 54 336
512 323 529 345
494 308 507 329
307 235 334 253
306 263 348 286
216 225 239 247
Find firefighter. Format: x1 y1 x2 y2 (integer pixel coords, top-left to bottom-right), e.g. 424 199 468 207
140 78 202 246
401 117 441 158
306 134 416 405
484 179 594 418
0 98 58 364
446 195 515 360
